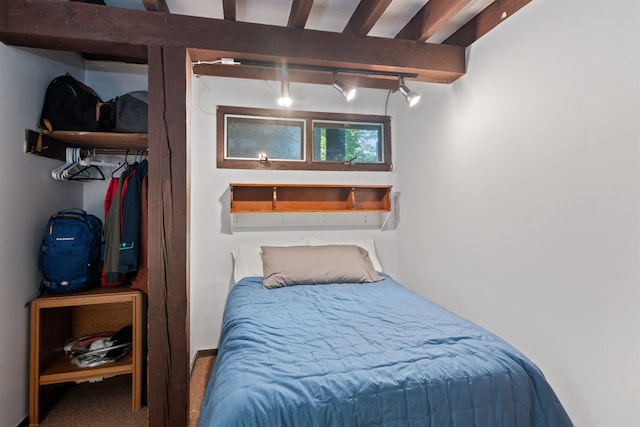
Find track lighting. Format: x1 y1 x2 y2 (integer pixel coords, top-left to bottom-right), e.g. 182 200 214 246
398 76 421 107
332 72 356 102
194 58 423 105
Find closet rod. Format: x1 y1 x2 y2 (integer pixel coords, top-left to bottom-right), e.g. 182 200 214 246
90 148 149 156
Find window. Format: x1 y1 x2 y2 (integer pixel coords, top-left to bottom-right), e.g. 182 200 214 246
225 115 306 161
312 121 384 164
217 106 391 171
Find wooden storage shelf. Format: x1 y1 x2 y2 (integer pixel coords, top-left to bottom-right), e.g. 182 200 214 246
25 129 148 161
229 184 393 231
42 130 147 148
39 353 133 385
29 287 145 426
230 184 392 213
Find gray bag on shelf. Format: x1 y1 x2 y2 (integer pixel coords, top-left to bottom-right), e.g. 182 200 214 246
112 91 148 133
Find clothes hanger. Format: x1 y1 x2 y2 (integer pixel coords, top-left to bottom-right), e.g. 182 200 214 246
51 148 105 182
67 163 105 181
52 148 86 181
67 148 104 181
131 150 142 166
111 150 129 178
51 147 75 180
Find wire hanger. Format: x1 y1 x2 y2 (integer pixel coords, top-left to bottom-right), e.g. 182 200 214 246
68 163 105 181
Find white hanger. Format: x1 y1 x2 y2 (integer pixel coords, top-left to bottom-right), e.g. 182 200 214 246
51 148 106 181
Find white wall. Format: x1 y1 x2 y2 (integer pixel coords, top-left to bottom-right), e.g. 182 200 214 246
0 45 85 426
189 76 400 359
394 1 640 426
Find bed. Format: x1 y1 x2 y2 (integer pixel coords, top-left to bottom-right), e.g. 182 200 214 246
198 244 572 426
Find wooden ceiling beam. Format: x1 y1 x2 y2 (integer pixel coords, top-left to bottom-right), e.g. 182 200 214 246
0 0 466 83
288 0 314 29
142 0 170 13
444 0 532 47
71 0 147 61
343 0 392 36
0 32 148 63
395 0 472 42
222 0 236 21
192 63 401 90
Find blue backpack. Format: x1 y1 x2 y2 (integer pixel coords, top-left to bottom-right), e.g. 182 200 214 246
38 209 103 294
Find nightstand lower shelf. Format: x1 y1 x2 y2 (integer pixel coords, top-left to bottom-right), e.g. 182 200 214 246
39 353 133 385
29 287 144 426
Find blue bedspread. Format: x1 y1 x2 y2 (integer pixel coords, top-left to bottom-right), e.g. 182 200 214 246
199 275 571 427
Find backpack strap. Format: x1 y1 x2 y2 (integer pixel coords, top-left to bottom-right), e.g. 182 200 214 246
34 119 53 154
58 208 87 215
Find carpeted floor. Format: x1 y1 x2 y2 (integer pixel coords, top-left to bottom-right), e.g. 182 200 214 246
189 351 216 427
38 376 147 427
37 352 216 426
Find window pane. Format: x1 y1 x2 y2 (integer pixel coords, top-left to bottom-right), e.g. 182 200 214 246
225 115 305 161
312 121 383 163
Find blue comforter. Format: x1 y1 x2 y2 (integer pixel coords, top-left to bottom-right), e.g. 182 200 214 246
199 275 571 427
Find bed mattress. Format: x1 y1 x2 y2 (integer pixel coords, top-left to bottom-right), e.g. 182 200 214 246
198 274 571 426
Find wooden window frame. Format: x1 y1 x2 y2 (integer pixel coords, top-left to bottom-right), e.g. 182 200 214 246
217 106 392 171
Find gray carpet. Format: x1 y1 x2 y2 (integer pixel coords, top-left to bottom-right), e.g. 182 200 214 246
38 375 147 426
37 352 216 426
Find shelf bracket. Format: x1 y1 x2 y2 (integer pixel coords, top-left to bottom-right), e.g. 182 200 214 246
24 129 71 161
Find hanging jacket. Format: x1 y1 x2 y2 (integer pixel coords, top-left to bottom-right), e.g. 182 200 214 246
104 177 120 219
101 176 123 286
119 159 148 273
103 165 130 283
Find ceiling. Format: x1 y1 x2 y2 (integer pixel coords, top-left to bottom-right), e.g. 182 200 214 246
108 0 496 43
0 0 533 88
97 0 532 86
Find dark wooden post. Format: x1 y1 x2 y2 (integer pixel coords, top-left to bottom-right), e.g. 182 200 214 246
147 45 190 427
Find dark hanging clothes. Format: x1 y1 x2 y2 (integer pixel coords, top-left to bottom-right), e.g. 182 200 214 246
118 162 137 232
119 159 148 274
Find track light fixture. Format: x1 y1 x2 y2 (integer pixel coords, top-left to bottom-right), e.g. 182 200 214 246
398 76 421 107
277 66 293 107
332 72 356 102
200 58 424 107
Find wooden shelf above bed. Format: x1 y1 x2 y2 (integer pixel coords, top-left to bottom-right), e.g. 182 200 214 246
229 184 394 231
230 184 392 213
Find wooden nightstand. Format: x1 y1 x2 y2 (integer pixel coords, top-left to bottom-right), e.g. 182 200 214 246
29 287 145 426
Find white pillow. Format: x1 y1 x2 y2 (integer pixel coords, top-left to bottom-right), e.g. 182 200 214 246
232 241 307 282
304 237 383 272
